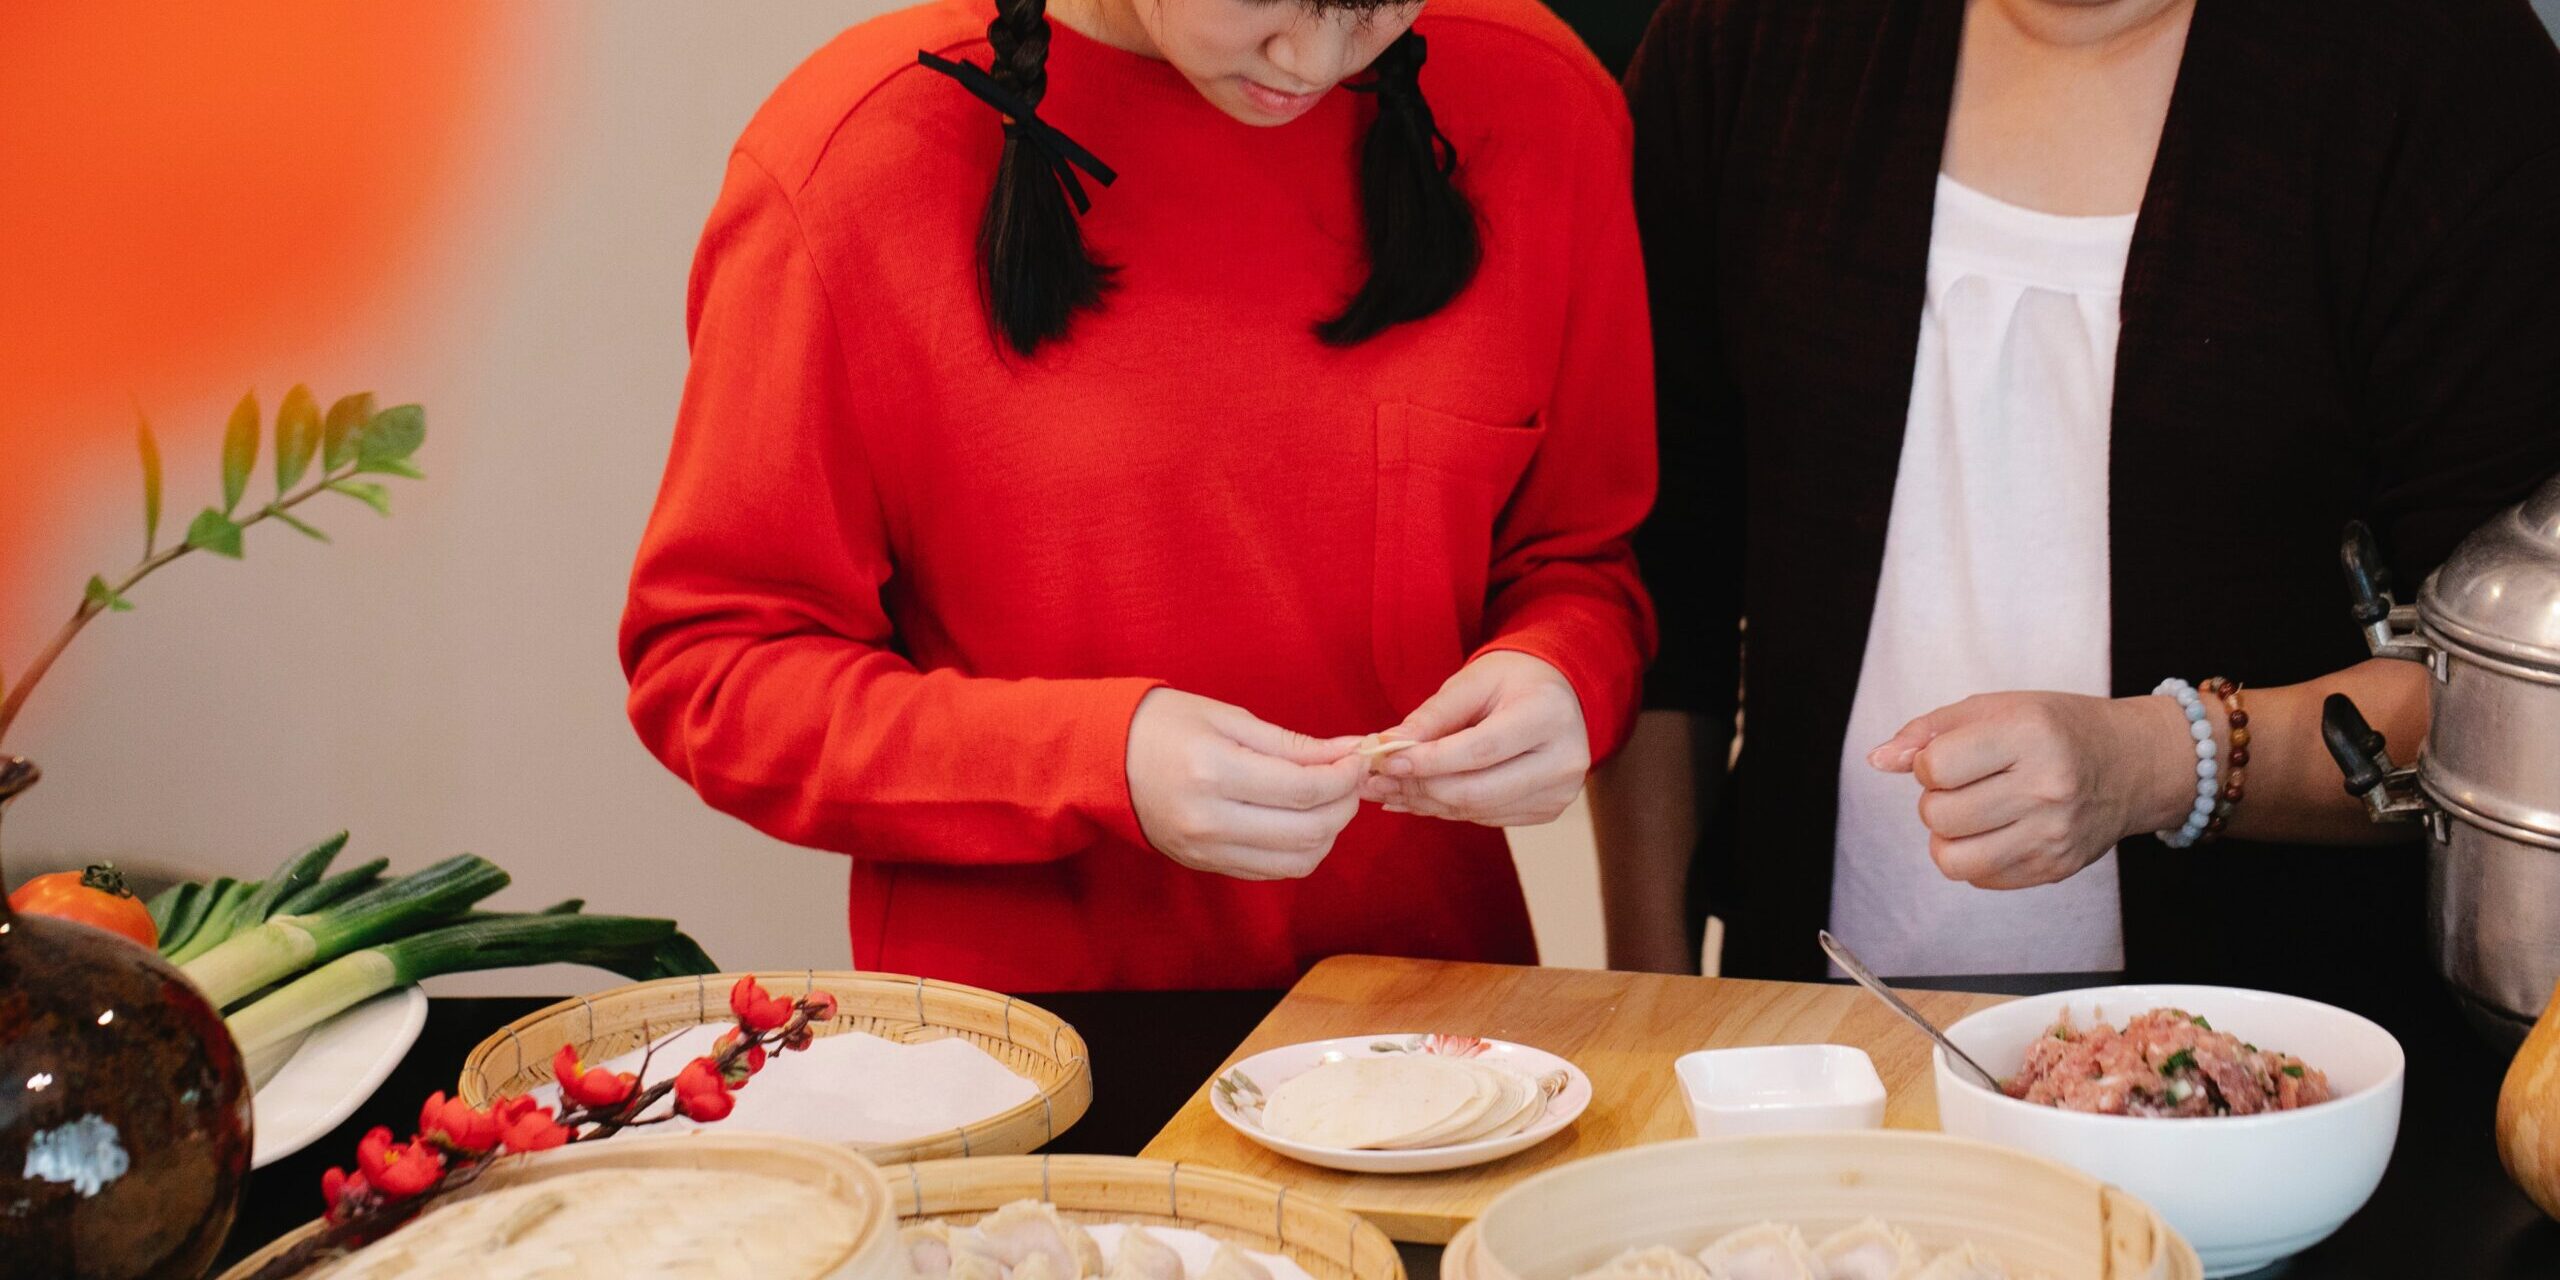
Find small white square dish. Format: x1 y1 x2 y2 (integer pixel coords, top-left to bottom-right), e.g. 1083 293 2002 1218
1676 1043 1887 1137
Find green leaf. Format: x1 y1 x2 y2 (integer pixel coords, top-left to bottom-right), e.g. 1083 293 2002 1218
355 403 425 471
221 391 259 515
327 479 391 516
353 456 425 480
322 392 374 471
186 507 245 558
137 409 164 556
83 575 135 613
274 385 321 495
267 507 331 542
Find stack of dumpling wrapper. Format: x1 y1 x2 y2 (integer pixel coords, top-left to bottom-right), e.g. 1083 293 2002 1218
1261 1056 1543 1149
1571 1220 2050 1280
903 1201 1308 1280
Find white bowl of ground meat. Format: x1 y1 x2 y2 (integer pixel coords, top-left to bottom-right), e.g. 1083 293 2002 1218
1933 985 2404 1278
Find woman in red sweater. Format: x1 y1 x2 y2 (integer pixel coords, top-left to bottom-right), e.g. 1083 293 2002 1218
620 0 1655 990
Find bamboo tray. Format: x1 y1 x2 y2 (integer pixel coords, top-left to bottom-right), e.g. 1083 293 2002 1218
460 970 1091 1164
883 1154 1405 1280
1445 1131 2201 1280
219 1133 900 1280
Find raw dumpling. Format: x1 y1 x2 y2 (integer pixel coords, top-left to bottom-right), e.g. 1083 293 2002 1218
1201 1242 1275 1280
1911 1245 2010 1280
950 1247 1007 1280
1569 1245 1713 1280
1015 1254 1068 1280
1107 1227 1188 1280
976 1201 1105 1277
1812 1220 1923 1280
1697 1223 1818 1280
903 1221 955 1278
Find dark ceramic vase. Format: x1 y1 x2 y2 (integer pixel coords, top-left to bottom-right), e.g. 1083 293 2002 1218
0 757 254 1279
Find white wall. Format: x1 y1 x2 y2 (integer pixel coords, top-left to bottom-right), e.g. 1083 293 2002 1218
3 1 1610 990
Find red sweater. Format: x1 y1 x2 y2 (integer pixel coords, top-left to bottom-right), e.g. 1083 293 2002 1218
621 0 1656 991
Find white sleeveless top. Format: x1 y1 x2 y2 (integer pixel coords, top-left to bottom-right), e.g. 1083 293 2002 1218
1827 174 2138 978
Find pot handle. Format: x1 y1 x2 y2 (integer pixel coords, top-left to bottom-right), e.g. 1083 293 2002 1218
2322 694 2434 823
2340 521 2395 626
2321 694 2392 798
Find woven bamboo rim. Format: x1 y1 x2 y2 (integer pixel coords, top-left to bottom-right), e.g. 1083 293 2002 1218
459 970 1092 1165
216 1133 896 1280
882 1155 1405 1280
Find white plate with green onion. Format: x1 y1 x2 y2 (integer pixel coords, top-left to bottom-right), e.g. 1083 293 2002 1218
146 834 720 1169
248 984 427 1168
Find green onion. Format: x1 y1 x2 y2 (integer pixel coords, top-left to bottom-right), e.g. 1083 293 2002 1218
165 878 262 964
273 857 390 917
226 833 349 928
2190 1015 2213 1031
147 882 199 947
157 877 232 957
2162 1049 2198 1075
181 854 508 1008
224 912 681 1062
638 930 722 981
2283 1064 2305 1079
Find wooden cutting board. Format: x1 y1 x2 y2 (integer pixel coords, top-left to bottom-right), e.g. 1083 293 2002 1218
1138 955 2011 1244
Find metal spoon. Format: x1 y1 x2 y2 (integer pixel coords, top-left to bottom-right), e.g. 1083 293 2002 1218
1817 930 2003 1092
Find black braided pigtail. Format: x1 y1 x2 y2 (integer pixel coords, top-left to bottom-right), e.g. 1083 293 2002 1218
980 0 1114 355
1317 31 1480 346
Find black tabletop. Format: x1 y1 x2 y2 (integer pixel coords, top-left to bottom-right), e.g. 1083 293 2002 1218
220 976 2560 1279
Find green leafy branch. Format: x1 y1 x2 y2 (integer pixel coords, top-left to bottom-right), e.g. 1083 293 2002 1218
0 387 426 749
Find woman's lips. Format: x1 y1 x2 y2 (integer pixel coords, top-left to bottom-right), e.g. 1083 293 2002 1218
1239 79 1324 121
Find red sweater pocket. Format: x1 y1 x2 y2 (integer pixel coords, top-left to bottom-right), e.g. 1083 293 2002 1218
1369 402 1547 712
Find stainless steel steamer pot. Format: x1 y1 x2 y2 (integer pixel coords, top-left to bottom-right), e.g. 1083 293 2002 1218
2325 474 2560 1047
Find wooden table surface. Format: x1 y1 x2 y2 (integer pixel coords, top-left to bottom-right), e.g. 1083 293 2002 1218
1138 955 2011 1243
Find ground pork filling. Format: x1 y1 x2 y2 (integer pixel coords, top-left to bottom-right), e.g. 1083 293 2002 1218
2001 1007 2335 1117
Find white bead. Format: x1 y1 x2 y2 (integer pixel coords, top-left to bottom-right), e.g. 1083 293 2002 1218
2198 777 2219 797
2200 758 2220 778
2193 797 2217 817
2185 700 2208 722
2189 719 2212 741
2198 738 2219 760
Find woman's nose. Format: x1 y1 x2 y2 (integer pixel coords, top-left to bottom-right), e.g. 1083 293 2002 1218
1262 15 1363 91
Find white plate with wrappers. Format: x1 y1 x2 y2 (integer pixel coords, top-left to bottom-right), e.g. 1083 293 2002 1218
1209 1033 1589 1174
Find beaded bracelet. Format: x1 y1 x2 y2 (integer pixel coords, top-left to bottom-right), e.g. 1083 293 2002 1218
2200 677 2250 840
2152 677 2222 848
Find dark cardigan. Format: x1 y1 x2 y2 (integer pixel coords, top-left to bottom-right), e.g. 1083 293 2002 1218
1627 0 2560 1002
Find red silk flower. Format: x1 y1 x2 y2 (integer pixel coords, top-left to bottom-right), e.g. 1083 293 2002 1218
321 1166 372 1222
551 1043 637 1110
493 1096 573 1153
713 1029 767 1085
802 990 838 1021
354 1126 444 1200
728 976 795 1033
417 1091 504 1155
673 1057 736 1122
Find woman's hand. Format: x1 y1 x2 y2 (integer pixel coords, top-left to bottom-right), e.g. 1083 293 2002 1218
1126 689 1368 881
1868 691 2195 890
1362 651 1591 826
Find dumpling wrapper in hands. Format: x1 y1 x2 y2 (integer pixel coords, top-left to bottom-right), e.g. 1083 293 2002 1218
1813 1220 1923 1280
1570 1245 1712 1280
1106 1227 1187 1280
1911 1244 2011 1280
1261 1056 1483 1150
1696 1222 1818 1280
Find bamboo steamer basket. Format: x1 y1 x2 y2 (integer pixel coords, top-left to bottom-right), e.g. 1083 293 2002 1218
883 1154 1405 1280
1443 1131 2201 1280
459 971 1092 1163
218 1133 900 1280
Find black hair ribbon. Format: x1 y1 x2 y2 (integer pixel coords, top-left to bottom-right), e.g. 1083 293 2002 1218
916 50 1117 214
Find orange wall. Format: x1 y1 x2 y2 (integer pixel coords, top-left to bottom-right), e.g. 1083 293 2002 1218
0 4 527 596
